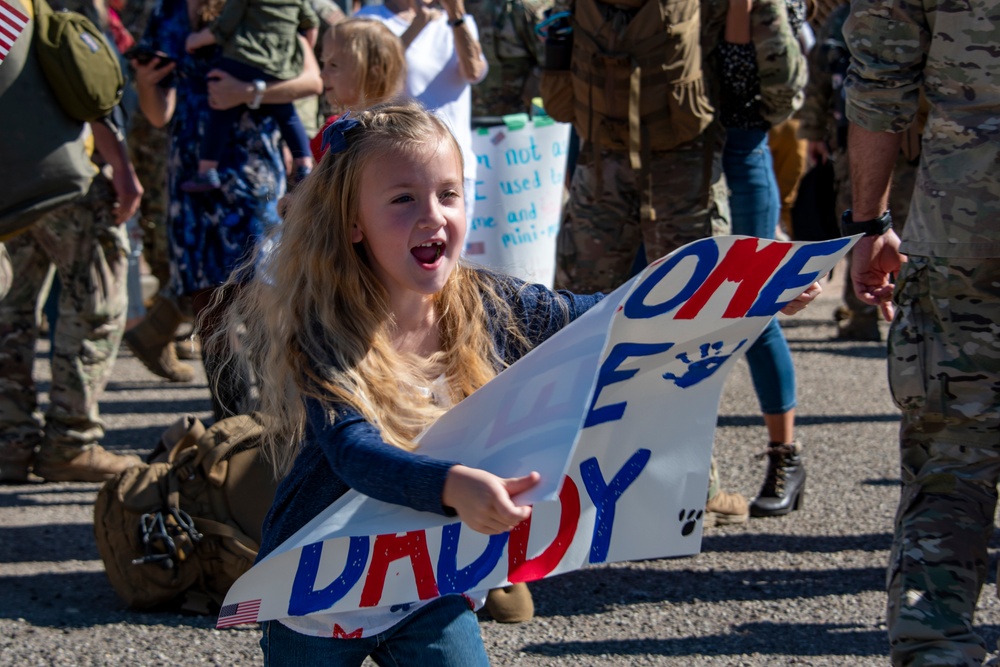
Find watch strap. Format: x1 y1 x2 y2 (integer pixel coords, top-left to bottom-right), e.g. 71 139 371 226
840 209 893 237
248 80 266 110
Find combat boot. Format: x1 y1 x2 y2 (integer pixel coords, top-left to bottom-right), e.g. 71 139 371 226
33 445 142 483
704 489 749 528
749 442 805 518
175 334 201 361
123 296 195 383
484 583 534 623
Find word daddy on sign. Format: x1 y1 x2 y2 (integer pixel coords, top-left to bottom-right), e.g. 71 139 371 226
465 117 570 287
219 235 856 629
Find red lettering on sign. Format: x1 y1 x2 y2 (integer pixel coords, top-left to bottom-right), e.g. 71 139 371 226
675 238 791 319
359 531 439 607
508 477 581 583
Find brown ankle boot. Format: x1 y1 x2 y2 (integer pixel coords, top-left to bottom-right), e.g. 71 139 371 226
704 490 749 528
484 583 534 623
34 445 142 483
124 296 195 383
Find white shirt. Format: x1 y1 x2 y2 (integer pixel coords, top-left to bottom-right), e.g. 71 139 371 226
355 5 487 182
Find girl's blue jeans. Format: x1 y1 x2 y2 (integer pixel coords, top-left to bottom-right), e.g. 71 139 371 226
722 127 796 415
260 595 491 667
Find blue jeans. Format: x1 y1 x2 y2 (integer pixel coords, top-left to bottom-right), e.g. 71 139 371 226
260 595 491 667
723 128 795 415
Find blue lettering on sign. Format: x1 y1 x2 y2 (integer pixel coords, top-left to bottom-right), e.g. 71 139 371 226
748 238 851 316
624 239 719 320
499 170 542 196
504 136 543 165
581 449 651 563
287 536 370 616
584 342 675 428
662 339 747 388
436 524 508 595
476 153 492 170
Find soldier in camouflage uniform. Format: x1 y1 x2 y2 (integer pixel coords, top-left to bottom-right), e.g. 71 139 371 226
844 1 1000 664
467 0 550 119
797 1 918 342
0 156 144 483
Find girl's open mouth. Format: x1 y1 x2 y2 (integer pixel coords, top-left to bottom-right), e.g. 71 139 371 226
411 241 445 266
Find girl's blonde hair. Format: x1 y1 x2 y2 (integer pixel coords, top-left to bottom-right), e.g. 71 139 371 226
214 102 534 478
327 18 406 109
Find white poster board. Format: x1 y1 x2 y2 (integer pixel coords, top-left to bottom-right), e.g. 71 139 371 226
464 117 571 287
219 235 856 630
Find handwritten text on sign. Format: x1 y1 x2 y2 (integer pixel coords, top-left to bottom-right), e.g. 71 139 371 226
465 120 571 287
219 235 855 629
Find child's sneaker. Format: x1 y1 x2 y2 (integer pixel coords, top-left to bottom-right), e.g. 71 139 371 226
180 168 221 193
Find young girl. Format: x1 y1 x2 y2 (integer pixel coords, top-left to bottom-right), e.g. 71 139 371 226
309 18 407 161
218 102 821 663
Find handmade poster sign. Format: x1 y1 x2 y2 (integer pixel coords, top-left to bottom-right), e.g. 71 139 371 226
219 235 856 629
464 117 571 287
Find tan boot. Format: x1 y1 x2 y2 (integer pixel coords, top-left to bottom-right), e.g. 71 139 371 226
484 583 534 623
174 334 201 361
704 490 749 528
123 296 195 383
33 445 142 483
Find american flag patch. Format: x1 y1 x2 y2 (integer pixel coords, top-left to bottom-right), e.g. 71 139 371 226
216 599 262 628
465 241 485 255
0 0 28 65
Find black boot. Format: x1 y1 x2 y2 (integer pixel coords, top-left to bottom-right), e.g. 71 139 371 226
749 442 805 518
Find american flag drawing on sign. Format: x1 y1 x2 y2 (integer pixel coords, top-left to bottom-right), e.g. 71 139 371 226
217 599 262 628
0 0 28 65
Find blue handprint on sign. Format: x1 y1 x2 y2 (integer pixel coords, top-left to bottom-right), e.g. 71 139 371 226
662 339 748 388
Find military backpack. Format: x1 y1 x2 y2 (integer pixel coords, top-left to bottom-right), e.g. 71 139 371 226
93 414 277 614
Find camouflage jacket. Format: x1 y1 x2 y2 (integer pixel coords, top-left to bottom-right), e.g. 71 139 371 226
467 0 551 117
702 0 806 127
845 0 1000 258
797 3 847 144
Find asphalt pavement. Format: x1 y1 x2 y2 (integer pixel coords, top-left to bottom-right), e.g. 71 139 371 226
3 266 1000 666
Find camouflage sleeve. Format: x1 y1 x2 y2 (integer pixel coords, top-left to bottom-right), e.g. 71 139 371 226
752 0 808 126
843 0 927 133
298 0 319 30
797 37 834 140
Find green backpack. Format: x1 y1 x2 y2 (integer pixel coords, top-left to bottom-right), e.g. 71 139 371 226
32 0 124 122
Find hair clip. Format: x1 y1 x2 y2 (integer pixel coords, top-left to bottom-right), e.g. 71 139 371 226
321 112 361 155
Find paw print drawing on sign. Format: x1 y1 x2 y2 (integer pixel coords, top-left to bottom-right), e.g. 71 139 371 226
662 339 748 389
679 508 703 536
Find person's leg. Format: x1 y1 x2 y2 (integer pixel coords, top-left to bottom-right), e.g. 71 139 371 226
766 118 807 238
372 596 490 667
886 256 1000 667
264 101 314 186
31 176 141 481
0 231 53 481
556 149 643 293
260 620 375 667
722 128 804 516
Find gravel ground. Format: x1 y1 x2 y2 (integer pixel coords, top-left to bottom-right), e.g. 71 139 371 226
4 268 1000 666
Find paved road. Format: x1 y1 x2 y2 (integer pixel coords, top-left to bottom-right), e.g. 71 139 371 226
3 268 1000 666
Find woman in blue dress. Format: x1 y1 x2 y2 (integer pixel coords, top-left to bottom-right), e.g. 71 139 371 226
132 0 321 418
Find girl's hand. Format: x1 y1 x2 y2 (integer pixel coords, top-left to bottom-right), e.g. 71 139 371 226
185 28 215 53
780 281 822 316
442 465 540 535
131 56 176 87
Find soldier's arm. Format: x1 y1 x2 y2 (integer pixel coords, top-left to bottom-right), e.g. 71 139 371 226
91 119 143 225
751 0 807 126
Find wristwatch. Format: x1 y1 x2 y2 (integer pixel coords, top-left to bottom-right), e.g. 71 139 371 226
449 15 465 26
840 209 892 237
248 79 266 110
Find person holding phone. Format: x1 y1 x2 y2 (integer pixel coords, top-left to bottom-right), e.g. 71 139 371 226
131 0 321 421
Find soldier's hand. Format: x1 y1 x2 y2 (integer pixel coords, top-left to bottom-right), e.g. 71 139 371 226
851 231 905 321
111 168 144 225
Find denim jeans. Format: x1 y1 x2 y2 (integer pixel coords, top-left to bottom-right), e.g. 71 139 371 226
260 595 491 667
723 127 796 415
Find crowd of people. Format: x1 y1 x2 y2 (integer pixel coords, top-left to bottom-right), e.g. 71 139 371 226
0 0 996 664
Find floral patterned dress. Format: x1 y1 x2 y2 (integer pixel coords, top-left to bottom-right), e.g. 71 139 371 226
139 0 285 295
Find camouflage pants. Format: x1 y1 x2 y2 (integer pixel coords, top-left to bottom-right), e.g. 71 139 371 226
886 256 1000 667
0 175 129 461
834 151 918 320
128 112 172 291
556 131 731 293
